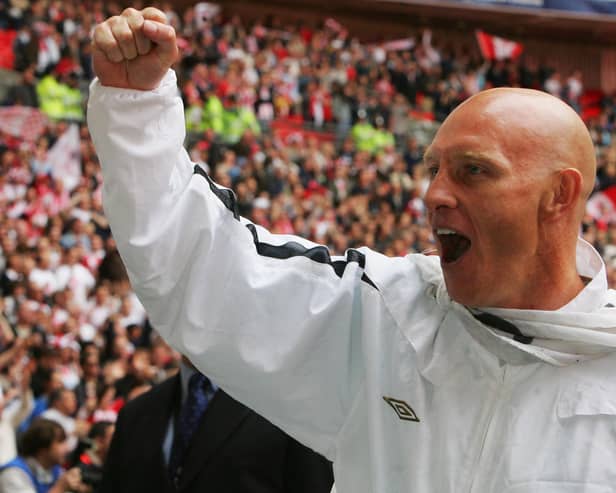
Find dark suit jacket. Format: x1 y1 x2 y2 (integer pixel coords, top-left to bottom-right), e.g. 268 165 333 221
100 374 334 493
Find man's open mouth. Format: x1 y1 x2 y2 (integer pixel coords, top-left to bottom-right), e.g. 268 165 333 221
436 228 471 264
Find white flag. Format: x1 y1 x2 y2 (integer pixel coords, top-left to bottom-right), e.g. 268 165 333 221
194 2 220 27
382 38 415 52
47 124 81 191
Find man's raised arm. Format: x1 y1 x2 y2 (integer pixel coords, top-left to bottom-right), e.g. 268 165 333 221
87 8 371 458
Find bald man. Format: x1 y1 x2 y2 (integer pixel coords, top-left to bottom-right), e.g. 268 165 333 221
88 8 616 493
423 87 596 310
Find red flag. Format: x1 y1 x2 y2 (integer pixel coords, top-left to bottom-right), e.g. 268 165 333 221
0 30 17 69
476 30 523 61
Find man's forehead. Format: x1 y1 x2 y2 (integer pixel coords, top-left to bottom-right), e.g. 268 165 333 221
424 128 502 162
423 143 504 165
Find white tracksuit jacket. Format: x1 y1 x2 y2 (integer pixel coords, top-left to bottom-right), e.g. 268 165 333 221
88 71 616 493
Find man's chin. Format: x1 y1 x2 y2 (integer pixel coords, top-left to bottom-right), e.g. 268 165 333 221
441 259 483 306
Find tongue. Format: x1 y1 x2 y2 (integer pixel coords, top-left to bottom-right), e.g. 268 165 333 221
439 234 471 263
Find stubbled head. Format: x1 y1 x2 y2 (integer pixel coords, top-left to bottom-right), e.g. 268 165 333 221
423 88 595 309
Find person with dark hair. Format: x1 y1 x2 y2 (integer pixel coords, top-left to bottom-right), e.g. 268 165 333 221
29 349 61 399
113 348 156 400
18 365 63 435
74 348 103 411
2 64 39 107
0 418 90 493
73 421 114 493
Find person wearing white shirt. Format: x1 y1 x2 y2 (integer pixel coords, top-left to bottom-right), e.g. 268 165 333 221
0 382 33 465
54 247 95 310
41 389 80 453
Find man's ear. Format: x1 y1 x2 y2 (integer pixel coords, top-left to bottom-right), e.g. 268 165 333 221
541 168 583 221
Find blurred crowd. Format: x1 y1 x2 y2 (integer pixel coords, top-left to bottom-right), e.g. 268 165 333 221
1 0 616 490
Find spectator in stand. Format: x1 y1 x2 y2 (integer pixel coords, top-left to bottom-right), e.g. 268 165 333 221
112 348 156 401
54 246 95 311
74 346 103 411
0 418 90 493
41 387 86 452
3 64 38 107
565 69 584 112
351 109 375 153
73 421 114 493
0 341 33 465
19 361 63 435
84 284 116 332
544 70 562 97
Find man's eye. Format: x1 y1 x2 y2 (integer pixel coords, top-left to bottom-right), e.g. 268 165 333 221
427 166 439 178
466 164 483 175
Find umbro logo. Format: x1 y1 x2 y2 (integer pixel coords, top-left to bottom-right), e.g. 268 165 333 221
383 396 420 422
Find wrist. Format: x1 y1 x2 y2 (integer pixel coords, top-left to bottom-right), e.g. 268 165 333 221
48 479 67 493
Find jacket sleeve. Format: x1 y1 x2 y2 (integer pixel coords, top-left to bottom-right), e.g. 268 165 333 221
87 71 371 458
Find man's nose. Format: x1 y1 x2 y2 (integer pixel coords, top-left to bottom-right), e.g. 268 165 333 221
424 170 457 212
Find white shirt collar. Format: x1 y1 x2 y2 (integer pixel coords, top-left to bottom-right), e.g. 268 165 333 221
179 361 198 405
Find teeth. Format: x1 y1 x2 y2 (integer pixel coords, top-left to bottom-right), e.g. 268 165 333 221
436 228 458 235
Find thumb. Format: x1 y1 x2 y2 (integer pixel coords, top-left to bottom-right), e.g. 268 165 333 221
142 20 178 64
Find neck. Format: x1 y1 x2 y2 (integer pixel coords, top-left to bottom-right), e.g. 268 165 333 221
516 242 584 310
521 270 585 310
32 454 53 470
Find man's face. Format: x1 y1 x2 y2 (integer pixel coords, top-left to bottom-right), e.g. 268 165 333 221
59 390 78 416
46 438 69 466
423 97 549 308
83 355 100 378
49 371 64 392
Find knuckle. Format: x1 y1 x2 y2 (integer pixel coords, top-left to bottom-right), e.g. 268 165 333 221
127 15 144 29
92 25 104 41
141 6 167 22
107 15 124 27
122 7 138 17
115 29 134 44
94 22 111 37
93 34 114 50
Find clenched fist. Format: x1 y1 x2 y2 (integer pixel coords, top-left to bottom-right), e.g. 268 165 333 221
92 7 178 90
